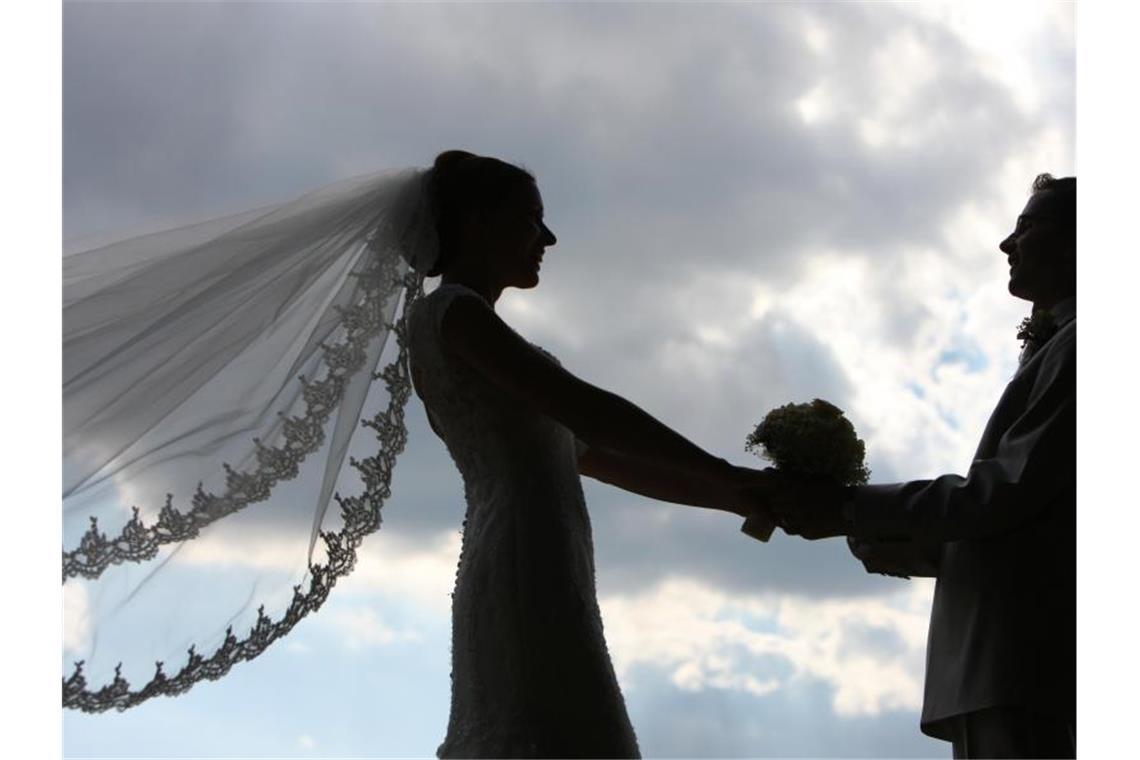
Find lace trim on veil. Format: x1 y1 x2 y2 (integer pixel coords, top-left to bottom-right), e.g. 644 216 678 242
62 237 405 581
63 269 423 713
62 182 427 709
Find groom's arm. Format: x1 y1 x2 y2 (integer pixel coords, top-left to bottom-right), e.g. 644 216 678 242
849 329 1075 543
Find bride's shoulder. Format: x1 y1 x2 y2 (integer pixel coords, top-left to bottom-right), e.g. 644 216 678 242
418 282 490 313
410 282 490 335
426 281 484 301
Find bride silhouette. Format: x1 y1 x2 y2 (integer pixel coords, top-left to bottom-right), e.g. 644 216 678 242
408 151 771 757
62 149 773 758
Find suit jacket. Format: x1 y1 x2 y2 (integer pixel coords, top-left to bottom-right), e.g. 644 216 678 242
848 302 1075 740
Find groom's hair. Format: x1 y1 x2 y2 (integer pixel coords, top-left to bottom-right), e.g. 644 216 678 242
429 150 536 277
1032 173 1076 233
1031 173 1076 264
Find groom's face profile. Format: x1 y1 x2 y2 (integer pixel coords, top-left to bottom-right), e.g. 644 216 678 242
999 188 1075 307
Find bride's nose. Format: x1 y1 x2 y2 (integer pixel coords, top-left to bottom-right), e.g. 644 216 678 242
541 221 557 246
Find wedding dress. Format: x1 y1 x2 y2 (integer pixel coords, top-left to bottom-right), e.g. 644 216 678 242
408 283 640 758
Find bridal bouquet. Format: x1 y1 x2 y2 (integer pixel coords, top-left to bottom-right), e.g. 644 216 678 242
741 399 870 541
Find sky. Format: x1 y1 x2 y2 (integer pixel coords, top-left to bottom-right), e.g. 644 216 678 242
55 1 1078 758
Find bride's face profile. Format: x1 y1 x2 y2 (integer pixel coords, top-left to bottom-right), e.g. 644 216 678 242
433 153 556 296
482 181 557 290
448 179 557 292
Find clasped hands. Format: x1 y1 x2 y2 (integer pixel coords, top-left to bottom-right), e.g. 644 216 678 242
721 466 850 541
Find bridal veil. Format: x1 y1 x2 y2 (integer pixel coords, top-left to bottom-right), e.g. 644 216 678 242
63 168 436 711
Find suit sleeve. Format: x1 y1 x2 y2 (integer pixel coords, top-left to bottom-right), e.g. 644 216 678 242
846 536 941 578
848 326 1075 543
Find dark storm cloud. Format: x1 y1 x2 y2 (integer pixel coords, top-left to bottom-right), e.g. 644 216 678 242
66 2 1031 248
64 1 1070 600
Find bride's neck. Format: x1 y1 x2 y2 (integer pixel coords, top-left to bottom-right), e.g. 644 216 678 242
440 268 504 306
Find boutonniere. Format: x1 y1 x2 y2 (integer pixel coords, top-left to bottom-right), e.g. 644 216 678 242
1017 308 1058 357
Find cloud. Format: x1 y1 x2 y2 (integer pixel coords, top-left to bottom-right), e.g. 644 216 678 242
626 667 943 758
172 530 313 572
339 529 463 617
321 606 420 651
63 582 92 655
58 0 1076 616
600 577 932 719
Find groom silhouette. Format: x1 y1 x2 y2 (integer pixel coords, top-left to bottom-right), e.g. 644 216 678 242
767 174 1076 759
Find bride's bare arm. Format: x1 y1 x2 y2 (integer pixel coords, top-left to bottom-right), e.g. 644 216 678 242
440 294 740 487
578 447 770 516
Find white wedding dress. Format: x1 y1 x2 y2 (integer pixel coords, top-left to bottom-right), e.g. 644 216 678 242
408 283 641 758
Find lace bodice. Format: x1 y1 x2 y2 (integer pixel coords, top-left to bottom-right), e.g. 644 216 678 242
407 283 639 758
408 285 585 524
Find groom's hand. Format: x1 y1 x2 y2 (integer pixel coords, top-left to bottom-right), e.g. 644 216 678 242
769 478 848 540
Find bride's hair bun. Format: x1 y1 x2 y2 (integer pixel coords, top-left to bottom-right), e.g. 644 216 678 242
433 149 480 175
428 149 534 277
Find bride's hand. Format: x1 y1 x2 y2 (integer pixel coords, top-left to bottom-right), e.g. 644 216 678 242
721 465 777 518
